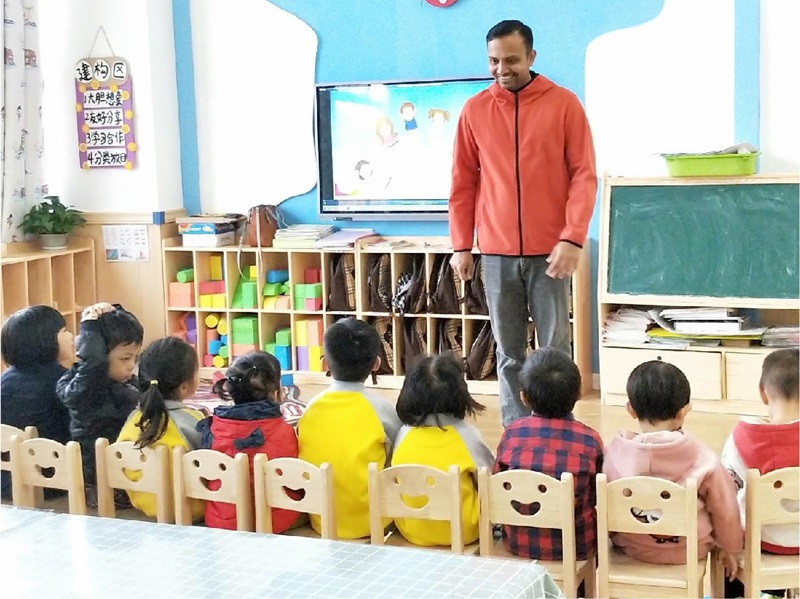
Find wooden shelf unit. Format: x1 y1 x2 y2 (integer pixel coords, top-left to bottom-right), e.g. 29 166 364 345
162 236 592 395
598 175 800 415
1 237 97 338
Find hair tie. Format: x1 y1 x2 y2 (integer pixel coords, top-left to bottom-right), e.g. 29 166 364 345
150 379 158 386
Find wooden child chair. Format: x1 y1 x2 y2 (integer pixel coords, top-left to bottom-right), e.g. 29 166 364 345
9 435 87 515
95 438 173 523
367 462 466 553
253 456 337 539
172 446 252 531
1 424 38 504
478 468 596 599
712 467 800 598
596 474 705 599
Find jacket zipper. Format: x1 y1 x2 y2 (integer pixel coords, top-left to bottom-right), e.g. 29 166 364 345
514 92 523 256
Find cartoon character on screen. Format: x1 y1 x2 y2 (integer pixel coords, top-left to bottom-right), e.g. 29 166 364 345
427 108 451 135
375 116 399 147
400 102 418 131
354 159 391 195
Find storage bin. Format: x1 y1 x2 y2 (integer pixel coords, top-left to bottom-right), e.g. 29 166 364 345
665 152 758 177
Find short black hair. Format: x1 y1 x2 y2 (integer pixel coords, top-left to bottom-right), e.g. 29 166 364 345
97 305 143 350
214 351 282 405
1 305 66 368
396 354 485 427
519 347 581 419
323 318 380 382
486 19 534 53
626 361 691 423
760 348 799 401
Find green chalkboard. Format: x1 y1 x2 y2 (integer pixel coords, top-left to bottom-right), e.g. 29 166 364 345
607 183 799 299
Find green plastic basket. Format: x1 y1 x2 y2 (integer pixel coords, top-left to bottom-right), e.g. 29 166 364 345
664 153 758 177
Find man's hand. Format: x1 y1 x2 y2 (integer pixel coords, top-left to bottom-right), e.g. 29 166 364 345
81 302 116 321
545 241 581 279
450 251 474 281
721 550 740 581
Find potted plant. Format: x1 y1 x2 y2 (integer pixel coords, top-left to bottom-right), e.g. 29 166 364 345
20 196 86 250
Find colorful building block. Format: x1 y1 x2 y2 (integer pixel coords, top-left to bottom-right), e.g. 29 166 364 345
263 296 278 309
294 297 307 311
220 335 228 345
232 343 259 357
307 319 324 347
209 256 223 281
219 345 229 359
208 340 223 355
205 313 221 328
206 329 219 342
304 267 321 284
267 270 289 284
263 282 283 296
212 355 227 368
279 284 290 295
216 318 228 336
295 346 309 371
308 345 323 372
281 373 294 387
199 281 225 295
294 319 309 346
274 345 292 371
275 296 291 310
304 297 322 311
168 282 195 307
248 265 258 281
275 328 291 347
231 316 259 345
211 293 227 309
199 295 213 308
185 329 197 345
293 284 307 297
303 283 323 299
176 268 194 283
242 282 258 309
203 354 214 367
264 343 277 356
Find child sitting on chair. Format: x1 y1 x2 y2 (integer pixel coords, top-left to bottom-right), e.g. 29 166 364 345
391 354 494 547
1 305 74 500
721 348 798 598
297 318 402 539
117 337 205 520
603 361 743 572
57 302 143 508
197 351 300 532
494 347 603 560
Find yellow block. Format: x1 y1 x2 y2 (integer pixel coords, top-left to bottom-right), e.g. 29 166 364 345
199 295 214 309
248 265 258 281
212 293 227 309
294 318 309 347
308 345 323 372
209 256 223 281
212 355 227 368
216 318 229 336
204 313 220 328
263 296 278 309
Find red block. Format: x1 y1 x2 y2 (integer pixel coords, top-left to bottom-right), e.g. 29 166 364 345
304 267 321 284
199 280 226 295
304 297 322 311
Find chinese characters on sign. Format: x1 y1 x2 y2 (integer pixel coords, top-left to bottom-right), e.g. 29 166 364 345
75 56 137 169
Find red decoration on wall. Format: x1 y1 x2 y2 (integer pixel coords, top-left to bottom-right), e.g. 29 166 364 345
424 0 459 7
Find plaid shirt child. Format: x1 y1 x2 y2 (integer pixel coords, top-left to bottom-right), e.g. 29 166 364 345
493 414 603 560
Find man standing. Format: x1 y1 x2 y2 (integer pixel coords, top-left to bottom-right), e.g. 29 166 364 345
449 19 597 427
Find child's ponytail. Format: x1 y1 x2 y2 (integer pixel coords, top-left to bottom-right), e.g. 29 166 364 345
213 351 281 405
135 337 199 448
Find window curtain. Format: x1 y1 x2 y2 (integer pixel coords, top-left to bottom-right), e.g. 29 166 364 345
2 0 45 243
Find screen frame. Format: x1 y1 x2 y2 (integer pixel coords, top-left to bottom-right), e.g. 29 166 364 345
315 76 493 222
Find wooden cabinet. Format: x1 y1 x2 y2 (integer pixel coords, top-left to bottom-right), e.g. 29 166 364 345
162 235 592 395
598 175 799 415
1 238 97 338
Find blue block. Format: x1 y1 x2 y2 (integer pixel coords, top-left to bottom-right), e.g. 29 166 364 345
267 270 289 284
274 345 292 371
220 335 228 344
208 340 223 355
281 373 294 387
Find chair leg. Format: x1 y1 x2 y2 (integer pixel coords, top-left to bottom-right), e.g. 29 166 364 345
582 567 597 599
709 549 725 599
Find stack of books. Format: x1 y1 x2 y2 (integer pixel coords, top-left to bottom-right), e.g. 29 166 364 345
602 308 654 344
762 326 800 348
273 225 336 249
176 214 244 247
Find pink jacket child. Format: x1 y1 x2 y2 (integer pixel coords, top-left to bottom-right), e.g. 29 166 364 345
603 360 743 565
604 429 744 564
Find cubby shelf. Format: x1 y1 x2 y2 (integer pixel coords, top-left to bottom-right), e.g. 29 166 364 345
1 237 97 351
162 235 592 395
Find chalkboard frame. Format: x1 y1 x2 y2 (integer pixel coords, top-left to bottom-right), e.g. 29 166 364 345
599 175 800 310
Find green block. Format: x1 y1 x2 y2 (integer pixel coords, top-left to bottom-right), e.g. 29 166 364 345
242 282 258 309
280 283 290 295
303 283 323 299
231 278 245 309
294 297 307 311
264 343 277 356
263 282 282 296
231 316 258 345
292 283 308 297
176 268 194 283
275 327 291 346
219 345 229 359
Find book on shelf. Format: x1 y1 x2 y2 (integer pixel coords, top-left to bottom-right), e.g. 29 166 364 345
181 231 236 248
176 213 245 225
672 319 748 334
659 307 738 320
315 228 375 248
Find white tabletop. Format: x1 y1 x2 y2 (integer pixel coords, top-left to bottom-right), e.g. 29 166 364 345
0 506 563 598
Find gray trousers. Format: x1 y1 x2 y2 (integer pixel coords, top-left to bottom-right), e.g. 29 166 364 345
481 255 571 427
